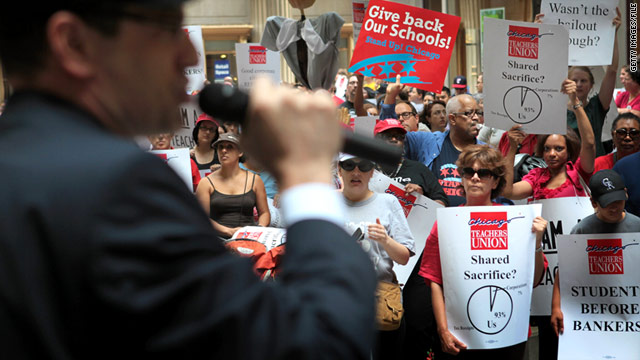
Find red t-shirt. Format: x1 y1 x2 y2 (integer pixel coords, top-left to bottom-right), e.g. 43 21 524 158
615 91 640 111
498 133 538 157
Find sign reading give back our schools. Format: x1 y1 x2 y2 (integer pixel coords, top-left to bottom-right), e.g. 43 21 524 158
348 0 460 92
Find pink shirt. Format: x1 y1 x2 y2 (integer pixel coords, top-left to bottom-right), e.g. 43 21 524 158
522 158 592 199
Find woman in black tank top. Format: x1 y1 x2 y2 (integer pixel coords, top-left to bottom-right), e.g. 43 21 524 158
194 133 270 238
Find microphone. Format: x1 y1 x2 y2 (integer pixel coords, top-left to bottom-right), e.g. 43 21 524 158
198 84 403 166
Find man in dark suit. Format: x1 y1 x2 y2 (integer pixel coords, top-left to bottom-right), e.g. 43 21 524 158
0 1 376 359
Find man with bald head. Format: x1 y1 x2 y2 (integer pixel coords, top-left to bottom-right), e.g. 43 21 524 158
404 94 484 206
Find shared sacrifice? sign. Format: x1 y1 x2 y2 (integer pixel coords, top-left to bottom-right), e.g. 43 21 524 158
348 0 460 93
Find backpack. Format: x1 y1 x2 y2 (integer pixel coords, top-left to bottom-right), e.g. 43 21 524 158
513 153 546 183
225 227 287 281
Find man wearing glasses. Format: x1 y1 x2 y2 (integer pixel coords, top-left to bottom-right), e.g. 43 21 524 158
404 94 485 206
0 1 377 358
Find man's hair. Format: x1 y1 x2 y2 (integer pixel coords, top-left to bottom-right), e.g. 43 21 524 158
629 69 640 85
396 100 416 114
535 127 581 163
456 144 507 199
441 86 451 96
0 4 124 76
611 112 640 132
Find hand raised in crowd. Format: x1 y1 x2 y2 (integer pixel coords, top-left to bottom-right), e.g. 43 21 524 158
613 7 622 29
506 124 527 151
534 13 544 24
531 216 548 248
561 78 579 108
404 183 424 196
384 74 405 104
242 77 341 191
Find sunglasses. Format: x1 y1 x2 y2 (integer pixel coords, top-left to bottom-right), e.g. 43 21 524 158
453 109 483 117
340 159 375 172
461 167 496 180
615 128 640 138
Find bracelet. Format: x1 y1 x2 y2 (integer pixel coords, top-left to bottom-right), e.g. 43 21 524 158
535 245 544 253
572 101 583 110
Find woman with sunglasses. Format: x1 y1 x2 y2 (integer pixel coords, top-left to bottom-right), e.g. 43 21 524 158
594 113 640 172
503 79 595 201
338 154 415 360
419 145 547 359
191 113 220 172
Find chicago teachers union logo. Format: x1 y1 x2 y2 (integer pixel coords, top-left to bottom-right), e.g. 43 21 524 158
249 46 267 64
507 25 539 59
469 212 509 250
585 239 639 275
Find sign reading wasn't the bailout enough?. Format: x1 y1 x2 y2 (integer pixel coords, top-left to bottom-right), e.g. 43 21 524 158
348 0 460 93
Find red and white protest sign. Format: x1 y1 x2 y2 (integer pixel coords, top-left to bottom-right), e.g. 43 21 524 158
348 0 460 92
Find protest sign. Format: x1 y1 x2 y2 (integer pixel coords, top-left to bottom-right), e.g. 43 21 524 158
149 148 193 192
235 43 281 91
483 18 569 134
173 97 201 149
183 26 206 95
438 204 542 349
348 0 461 93
557 233 640 359
352 0 370 43
354 116 378 137
529 197 594 315
369 171 443 285
540 0 617 66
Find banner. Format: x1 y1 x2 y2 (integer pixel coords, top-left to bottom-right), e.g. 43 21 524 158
235 43 281 91
149 148 193 192
231 226 287 250
183 26 206 95
348 0 461 93
483 18 569 134
352 0 370 43
369 171 443 285
438 204 542 349
557 233 640 359
540 0 617 66
529 197 594 315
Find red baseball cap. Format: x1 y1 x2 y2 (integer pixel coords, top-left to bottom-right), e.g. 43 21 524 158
373 119 407 136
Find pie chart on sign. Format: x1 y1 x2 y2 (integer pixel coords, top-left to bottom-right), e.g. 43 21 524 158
503 85 542 124
466 285 513 335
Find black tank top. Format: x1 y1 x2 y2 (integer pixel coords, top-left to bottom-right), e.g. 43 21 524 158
207 172 257 228
193 151 219 170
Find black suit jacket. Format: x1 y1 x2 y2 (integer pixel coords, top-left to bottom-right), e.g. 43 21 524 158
0 92 377 359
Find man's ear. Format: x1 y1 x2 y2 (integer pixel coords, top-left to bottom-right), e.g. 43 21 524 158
448 113 456 126
46 11 99 79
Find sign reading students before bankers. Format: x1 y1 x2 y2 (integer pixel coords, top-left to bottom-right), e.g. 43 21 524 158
438 204 542 349
483 18 569 135
348 0 460 93
557 233 640 359
540 0 617 66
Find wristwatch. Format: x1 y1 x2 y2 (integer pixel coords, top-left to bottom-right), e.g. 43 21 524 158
572 101 583 110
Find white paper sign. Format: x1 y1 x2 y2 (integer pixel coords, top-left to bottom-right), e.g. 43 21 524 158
354 116 378 138
529 197 594 315
183 26 206 95
557 233 640 359
369 171 443 286
235 43 281 91
540 0 617 66
149 148 193 192
231 226 287 250
438 204 542 349
483 18 569 134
